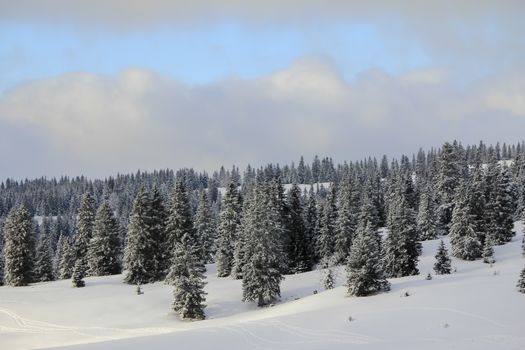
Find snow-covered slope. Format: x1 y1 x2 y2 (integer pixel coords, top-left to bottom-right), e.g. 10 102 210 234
1 223 524 350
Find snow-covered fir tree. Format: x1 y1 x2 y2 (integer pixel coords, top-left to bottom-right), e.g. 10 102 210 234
71 258 86 288
482 237 495 264
194 190 216 265
517 266 525 293
242 183 284 307
303 187 319 264
449 180 482 260
166 183 206 320
216 182 242 277
148 185 168 280
468 165 487 244
334 175 359 264
74 193 96 261
286 184 310 273
486 166 515 245
416 183 439 240
436 141 463 233
3 206 34 286
383 194 420 278
433 240 452 275
317 184 337 261
231 194 252 279
87 201 121 276
123 187 156 284
346 205 390 297
34 231 54 282
57 236 75 279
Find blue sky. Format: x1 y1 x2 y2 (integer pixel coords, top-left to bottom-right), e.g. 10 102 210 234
0 1 523 179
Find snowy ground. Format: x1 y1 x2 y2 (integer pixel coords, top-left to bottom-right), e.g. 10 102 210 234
1 223 524 350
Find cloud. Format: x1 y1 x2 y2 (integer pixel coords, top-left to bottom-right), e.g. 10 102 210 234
0 60 524 178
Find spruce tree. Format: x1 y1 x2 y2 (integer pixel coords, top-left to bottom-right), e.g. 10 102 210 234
436 142 462 233
231 194 252 279
334 175 359 264
317 185 337 261
416 185 438 240
304 188 319 264
123 187 156 284
383 195 420 278
216 182 241 277
149 185 168 280
87 201 121 276
74 193 96 262
34 232 55 282
166 183 206 320
449 181 481 260
286 184 310 273
486 166 515 245
517 266 525 293
346 203 390 297
482 237 495 264
72 258 86 288
433 240 452 275
3 206 33 286
194 190 216 265
57 236 75 279
242 183 284 307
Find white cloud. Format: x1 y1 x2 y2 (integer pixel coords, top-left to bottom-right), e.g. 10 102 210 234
0 61 524 177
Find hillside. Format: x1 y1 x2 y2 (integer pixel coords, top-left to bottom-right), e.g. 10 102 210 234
1 223 524 350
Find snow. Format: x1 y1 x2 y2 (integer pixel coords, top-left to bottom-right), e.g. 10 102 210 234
216 182 332 197
1 223 525 350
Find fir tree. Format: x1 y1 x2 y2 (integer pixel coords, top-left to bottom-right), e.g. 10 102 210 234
383 195 420 278
482 237 495 264
72 258 86 288
57 235 75 279
486 166 515 245
304 188 319 264
34 232 55 282
216 182 242 277
449 181 481 260
149 185 168 280
334 175 359 264
242 183 284 307
74 193 96 262
433 240 451 275
517 266 525 293
3 207 33 286
231 194 252 279
317 184 337 261
436 142 463 233
346 203 390 297
123 187 156 284
286 184 310 273
167 184 206 320
416 185 438 240
194 190 216 265
87 201 121 276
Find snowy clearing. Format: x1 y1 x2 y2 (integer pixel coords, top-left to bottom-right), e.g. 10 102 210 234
1 223 524 350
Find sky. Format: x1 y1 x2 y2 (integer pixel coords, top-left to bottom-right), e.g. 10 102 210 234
0 0 524 179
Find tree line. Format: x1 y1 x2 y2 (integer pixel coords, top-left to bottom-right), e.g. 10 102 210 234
1 140 525 320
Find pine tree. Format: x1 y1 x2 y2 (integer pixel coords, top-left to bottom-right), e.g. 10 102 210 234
317 185 337 261
123 187 156 284
436 142 463 233
486 166 515 245
334 175 359 264
517 266 525 293
383 195 420 278
72 258 86 288
74 193 96 262
286 184 310 273
57 236 75 279
468 166 487 244
346 202 390 297
231 194 252 279
449 181 481 260
3 207 33 286
167 183 206 320
149 185 168 280
216 182 241 277
433 240 451 275
87 201 121 276
416 185 438 240
482 237 495 264
194 190 216 265
242 183 284 307
304 188 319 264
34 232 55 282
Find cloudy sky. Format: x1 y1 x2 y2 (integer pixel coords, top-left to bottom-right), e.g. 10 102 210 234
0 1 524 179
